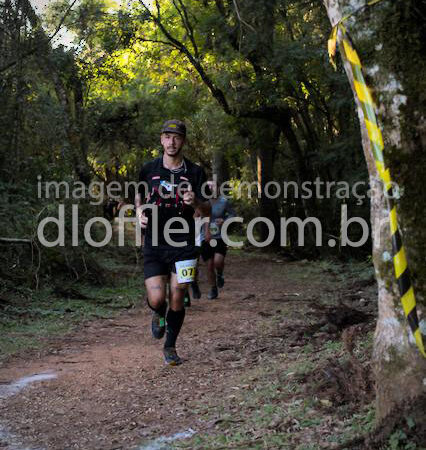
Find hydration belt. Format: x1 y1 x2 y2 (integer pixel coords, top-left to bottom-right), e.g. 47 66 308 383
145 173 192 218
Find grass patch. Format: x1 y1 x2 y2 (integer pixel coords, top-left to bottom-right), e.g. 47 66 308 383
175 341 376 449
0 274 144 361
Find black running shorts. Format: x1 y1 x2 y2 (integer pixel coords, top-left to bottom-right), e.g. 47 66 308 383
200 239 227 262
143 245 198 280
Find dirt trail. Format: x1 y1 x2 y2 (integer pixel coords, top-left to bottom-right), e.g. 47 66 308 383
0 253 373 450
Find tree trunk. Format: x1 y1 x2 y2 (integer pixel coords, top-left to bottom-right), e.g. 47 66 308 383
279 113 320 252
323 0 425 422
253 121 281 247
212 146 229 187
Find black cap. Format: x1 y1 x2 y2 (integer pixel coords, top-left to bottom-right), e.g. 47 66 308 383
161 119 186 136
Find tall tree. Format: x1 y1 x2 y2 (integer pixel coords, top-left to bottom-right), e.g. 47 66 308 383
324 0 426 421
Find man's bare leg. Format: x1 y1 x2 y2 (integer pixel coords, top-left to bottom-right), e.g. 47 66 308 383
145 275 168 339
214 253 225 288
207 258 216 286
145 275 168 308
206 258 218 299
169 273 187 310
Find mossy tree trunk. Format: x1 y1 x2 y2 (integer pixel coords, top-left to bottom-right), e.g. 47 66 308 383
323 0 425 421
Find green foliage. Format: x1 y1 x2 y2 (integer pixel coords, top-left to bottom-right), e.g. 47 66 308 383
0 0 372 297
388 430 416 450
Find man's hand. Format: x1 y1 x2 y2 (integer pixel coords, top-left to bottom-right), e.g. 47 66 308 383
136 208 148 229
181 185 210 215
183 187 195 206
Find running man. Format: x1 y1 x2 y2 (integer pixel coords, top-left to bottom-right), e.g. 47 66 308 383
135 120 210 365
201 180 236 300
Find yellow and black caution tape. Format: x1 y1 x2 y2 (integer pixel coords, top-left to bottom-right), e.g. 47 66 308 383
328 16 425 357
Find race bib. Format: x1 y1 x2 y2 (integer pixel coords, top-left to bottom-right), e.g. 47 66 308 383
175 259 197 283
209 223 219 235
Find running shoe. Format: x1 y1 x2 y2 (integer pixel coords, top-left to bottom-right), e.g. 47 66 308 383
151 311 166 339
163 347 182 366
191 281 201 299
217 273 225 288
184 291 191 307
207 286 218 300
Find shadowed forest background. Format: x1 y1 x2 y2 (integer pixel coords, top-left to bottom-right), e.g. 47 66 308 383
0 0 369 279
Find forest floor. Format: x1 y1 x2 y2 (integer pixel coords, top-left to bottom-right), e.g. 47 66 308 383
0 249 385 450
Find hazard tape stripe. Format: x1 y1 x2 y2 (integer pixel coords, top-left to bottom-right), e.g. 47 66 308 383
393 247 406 279
328 24 425 357
397 267 411 298
401 287 416 316
407 307 419 333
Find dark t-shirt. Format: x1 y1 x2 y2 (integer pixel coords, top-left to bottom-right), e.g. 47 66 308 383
138 156 209 248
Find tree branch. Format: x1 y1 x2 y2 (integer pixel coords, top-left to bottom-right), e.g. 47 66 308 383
136 36 178 47
174 0 199 59
0 237 32 244
0 0 78 74
137 0 294 123
231 0 255 32
139 0 232 114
